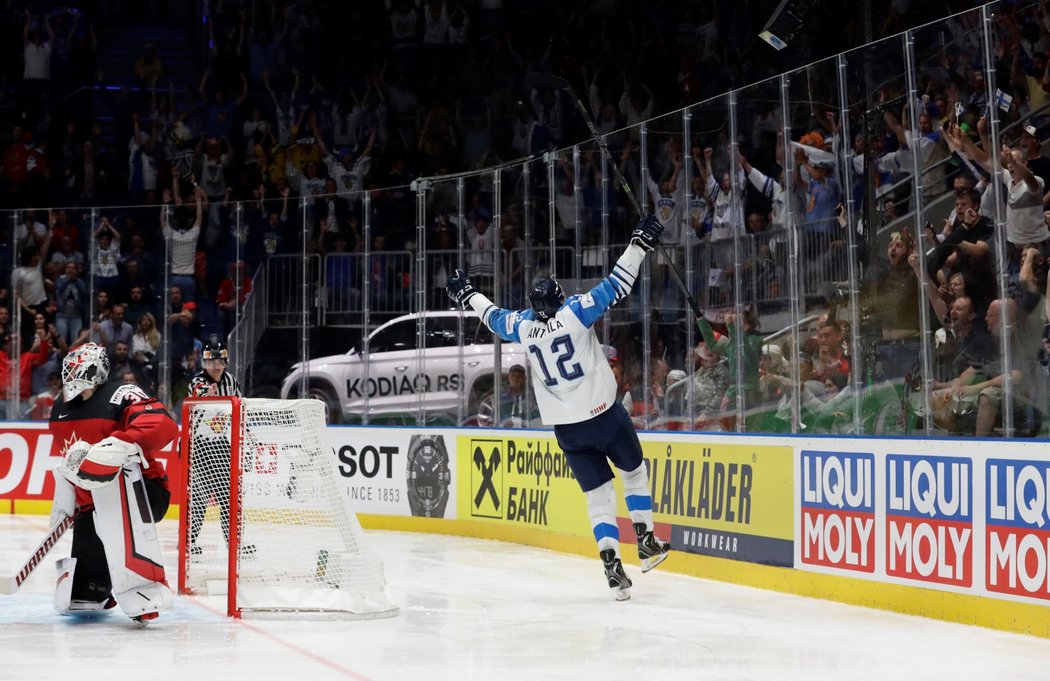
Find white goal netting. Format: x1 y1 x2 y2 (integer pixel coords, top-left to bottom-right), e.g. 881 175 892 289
179 397 398 618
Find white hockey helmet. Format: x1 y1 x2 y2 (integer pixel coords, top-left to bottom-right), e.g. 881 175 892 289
61 343 110 401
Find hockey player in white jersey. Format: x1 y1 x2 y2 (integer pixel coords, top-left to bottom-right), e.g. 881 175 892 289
447 214 670 600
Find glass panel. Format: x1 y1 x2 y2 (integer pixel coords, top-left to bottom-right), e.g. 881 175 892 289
978 2 1043 438
414 175 464 426
785 49 865 436
734 74 797 435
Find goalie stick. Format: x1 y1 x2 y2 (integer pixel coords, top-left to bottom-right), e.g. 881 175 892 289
525 72 702 317
0 513 75 595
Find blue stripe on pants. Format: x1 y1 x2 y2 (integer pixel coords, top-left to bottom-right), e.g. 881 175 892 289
625 494 652 512
593 522 619 542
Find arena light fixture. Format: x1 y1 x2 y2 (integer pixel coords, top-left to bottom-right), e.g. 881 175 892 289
759 0 823 51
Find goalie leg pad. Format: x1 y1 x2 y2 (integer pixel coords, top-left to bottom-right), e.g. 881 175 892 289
53 557 75 613
50 467 76 527
90 462 172 619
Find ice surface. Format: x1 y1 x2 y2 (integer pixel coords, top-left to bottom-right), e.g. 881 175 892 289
2 514 1049 681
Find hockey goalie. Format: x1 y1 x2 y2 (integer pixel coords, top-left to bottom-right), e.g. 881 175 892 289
49 343 178 625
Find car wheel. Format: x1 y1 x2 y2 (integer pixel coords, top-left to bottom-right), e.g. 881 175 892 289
308 381 343 425
473 391 495 427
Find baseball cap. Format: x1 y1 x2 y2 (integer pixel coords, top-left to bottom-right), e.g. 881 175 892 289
183 301 198 311
668 369 687 383
1024 124 1038 138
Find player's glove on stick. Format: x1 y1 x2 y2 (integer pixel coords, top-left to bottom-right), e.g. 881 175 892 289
630 213 664 252
446 268 477 308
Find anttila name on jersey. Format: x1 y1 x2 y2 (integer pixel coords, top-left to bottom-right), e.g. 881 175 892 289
526 319 564 339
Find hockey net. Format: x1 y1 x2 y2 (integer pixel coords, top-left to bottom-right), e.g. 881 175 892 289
177 397 398 619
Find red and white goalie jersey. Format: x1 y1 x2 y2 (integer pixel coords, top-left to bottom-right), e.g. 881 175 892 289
50 382 178 510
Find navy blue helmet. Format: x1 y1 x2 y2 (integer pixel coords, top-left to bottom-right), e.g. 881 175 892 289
202 334 229 363
529 277 565 321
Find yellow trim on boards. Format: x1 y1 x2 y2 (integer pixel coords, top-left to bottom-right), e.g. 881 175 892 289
11 499 181 520
359 514 1050 640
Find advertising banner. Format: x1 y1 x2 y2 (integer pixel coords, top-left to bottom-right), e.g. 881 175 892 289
328 428 456 519
795 441 1050 607
0 425 179 505
458 433 585 534
885 454 973 588
986 458 1050 602
800 450 876 573
456 432 794 567
646 440 793 566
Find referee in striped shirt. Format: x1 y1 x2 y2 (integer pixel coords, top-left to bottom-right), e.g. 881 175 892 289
187 334 247 555
189 334 241 397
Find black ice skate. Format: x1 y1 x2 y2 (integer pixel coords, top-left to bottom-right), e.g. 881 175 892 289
635 523 670 573
600 549 632 601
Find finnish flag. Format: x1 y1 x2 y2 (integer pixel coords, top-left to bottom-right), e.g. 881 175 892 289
995 88 1014 112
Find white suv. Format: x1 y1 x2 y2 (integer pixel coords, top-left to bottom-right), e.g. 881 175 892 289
280 310 523 424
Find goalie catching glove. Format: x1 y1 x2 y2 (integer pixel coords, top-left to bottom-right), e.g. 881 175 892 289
60 436 144 490
630 213 664 252
446 268 478 308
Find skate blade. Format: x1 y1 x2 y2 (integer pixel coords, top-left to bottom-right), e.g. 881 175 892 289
132 612 159 628
640 551 669 573
614 586 632 601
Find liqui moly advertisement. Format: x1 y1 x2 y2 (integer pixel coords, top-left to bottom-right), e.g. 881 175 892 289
885 454 973 587
986 459 1050 601
800 451 876 573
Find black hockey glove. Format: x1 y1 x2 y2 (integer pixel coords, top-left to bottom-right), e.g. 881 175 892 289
630 213 664 252
446 269 478 308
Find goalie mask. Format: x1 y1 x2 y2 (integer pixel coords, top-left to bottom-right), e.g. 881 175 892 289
61 343 110 401
201 335 229 364
529 277 565 321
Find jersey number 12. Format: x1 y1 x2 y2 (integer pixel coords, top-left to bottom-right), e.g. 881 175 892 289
529 334 584 387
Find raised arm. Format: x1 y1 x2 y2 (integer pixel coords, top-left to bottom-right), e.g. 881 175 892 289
909 251 948 321
194 184 204 226
884 107 908 147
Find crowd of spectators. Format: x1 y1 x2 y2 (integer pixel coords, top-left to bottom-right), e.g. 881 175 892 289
583 0 1050 438
0 0 1041 436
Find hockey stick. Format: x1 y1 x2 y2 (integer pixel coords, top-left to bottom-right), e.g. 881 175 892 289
0 513 75 595
526 73 702 316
